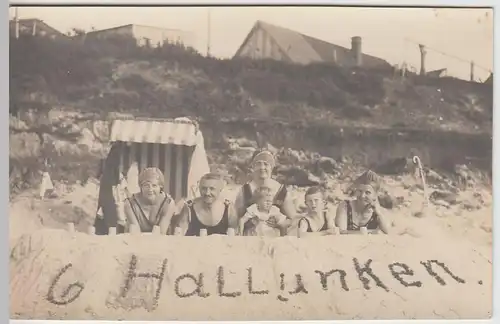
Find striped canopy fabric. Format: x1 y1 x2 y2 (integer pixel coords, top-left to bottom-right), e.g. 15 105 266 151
109 119 199 146
113 141 194 200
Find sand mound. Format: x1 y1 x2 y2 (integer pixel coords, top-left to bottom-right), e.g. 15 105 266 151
9 198 43 243
10 229 491 320
9 180 99 242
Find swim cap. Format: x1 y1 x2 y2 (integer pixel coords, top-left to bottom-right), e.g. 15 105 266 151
138 167 165 188
252 150 276 167
351 170 381 192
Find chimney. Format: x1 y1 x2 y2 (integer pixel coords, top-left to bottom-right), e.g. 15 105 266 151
419 44 427 75
351 36 362 66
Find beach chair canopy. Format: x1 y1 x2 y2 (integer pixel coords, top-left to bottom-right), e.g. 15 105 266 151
96 117 210 231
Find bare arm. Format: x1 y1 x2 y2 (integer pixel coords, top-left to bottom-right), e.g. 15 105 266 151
116 202 127 227
233 188 247 220
297 218 309 238
176 203 191 236
335 201 348 231
227 202 239 230
274 212 290 228
266 191 296 233
324 207 337 232
159 199 177 235
280 194 296 220
375 208 391 234
238 213 251 236
113 184 128 227
123 200 138 228
278 217 292 229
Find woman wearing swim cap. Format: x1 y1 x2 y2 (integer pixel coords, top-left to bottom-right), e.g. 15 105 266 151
117 167 177 234
334 170 391 234
233 149 295 236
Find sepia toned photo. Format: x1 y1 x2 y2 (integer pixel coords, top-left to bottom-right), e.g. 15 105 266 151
9 5 493 321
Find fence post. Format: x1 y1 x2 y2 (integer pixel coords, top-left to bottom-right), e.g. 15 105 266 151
470 61 475 82
14 8 19 39
338 128 344 162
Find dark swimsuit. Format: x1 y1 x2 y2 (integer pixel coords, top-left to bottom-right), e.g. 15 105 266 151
127 194 171 233
299 210 329 233
242 182 288 234
345 200 379 230
185 200 229 236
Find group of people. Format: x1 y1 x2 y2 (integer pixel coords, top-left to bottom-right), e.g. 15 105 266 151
112 150 391 237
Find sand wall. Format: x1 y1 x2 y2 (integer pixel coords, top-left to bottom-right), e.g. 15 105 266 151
10 229 492 320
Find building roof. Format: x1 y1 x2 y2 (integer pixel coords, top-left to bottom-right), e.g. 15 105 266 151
109 118 199 146
484 73 493 84
87 24 188 35
235 20 391 68
9 18 66 37
426 68 447 78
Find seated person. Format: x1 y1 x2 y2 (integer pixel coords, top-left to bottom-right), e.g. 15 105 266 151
177 172 238 236
335 170 391 234
239 186 288 237
234 150 295 236
117 167 176 234
296 186 336 238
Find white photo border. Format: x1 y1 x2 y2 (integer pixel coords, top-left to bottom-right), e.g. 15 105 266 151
5 0 497 323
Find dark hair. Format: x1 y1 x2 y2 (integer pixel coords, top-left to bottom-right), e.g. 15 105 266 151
305 186 324 198
352 170 381 192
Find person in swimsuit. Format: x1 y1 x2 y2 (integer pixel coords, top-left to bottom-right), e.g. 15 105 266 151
295 186 336 238
335 170 391 234
117 167 177 234
233 149 295 236
239 185 288 237
178 172 238 236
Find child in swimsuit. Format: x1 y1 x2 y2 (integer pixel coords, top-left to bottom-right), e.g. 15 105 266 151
295 186 335 237
239 186 287 237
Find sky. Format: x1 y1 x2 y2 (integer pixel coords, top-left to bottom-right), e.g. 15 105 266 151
10 6 494 81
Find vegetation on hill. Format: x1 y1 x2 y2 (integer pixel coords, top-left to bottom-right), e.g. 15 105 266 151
9 33 493 196
10 34 493 133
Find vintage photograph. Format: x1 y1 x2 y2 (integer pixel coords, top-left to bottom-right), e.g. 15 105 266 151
9 5 493 321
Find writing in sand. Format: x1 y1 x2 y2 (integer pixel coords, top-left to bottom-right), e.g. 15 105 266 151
46 254 481 310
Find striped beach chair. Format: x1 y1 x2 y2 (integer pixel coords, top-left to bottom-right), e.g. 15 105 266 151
94 117 210 235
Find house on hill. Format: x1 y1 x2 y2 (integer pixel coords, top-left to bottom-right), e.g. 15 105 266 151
484 72 493 85
9 18 66 39
83 24 196 48
234 20 391 69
